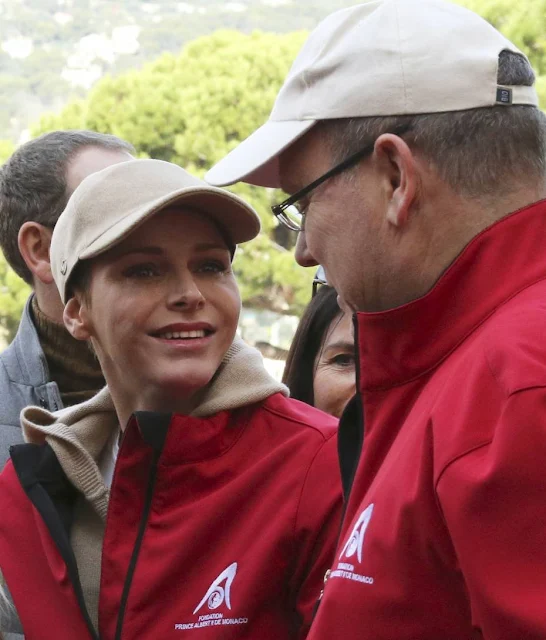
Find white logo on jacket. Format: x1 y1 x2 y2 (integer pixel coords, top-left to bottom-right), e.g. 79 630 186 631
330 504 375 587
175 562 249 631
339 503 374 563
194 562 238 614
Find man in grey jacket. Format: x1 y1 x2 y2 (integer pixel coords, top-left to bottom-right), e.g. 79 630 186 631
0 131 133 469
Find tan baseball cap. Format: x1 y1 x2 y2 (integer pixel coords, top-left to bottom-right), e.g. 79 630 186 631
205 0 539 189
50 158 261 302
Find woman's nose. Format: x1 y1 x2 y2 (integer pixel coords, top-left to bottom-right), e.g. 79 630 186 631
167 276 205 310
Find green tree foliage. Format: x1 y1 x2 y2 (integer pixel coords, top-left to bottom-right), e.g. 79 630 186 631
33 30 315 315
0 141 31 343
0 256 30 344
0 140 15 164
0 0 363 141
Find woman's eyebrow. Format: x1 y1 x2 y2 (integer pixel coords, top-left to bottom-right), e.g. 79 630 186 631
113 246 163 258
193 242 230 252
323 341 355 353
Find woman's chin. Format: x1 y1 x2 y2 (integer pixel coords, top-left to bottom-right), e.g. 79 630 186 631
151 370 216 400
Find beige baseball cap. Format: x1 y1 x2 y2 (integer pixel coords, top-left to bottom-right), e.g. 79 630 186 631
50 158 261 303
205 0 539 189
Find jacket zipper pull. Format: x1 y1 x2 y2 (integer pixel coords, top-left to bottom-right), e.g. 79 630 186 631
320 568 331 599
312 569 331 620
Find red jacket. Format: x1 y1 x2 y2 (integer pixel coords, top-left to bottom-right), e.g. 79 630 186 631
0 393 341 639
309 199 546 640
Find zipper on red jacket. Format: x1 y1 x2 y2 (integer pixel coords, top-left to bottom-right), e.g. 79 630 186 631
312 314 365 619
114 448 161 640
113 411 171 640
10 443 100 640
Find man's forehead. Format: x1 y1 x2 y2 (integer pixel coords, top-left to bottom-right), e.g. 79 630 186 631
66 146 133 195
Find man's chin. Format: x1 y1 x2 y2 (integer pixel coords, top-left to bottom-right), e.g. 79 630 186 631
337 294 356 316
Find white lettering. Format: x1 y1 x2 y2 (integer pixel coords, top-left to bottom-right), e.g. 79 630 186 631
175 616 248 631
198 613 223 622
331 568 374 585
222 617 249 625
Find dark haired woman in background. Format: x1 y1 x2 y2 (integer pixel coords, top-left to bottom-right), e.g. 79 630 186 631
283 285 356 419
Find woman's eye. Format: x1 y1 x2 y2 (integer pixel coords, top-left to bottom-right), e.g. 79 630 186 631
198 260 230 274
330 353 355 368
123 263 161 279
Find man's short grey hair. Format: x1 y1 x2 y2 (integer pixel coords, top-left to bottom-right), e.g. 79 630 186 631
321 51 546 198
0 130 134 284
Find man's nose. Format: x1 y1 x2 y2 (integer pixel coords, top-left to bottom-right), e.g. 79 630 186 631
295 231 319 267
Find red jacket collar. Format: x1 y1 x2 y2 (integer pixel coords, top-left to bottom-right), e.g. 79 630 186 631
127 407 254 465
356 198 546 391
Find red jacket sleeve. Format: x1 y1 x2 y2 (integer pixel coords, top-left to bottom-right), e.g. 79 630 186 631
437 386 546 639
289 432 343 639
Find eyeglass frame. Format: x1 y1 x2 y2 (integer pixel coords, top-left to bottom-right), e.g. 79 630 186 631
271 123 412 232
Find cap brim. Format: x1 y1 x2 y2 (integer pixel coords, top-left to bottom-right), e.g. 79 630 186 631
205 119 316 188
81 185 261 261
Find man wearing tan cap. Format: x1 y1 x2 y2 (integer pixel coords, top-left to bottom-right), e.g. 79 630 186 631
207 0 546 637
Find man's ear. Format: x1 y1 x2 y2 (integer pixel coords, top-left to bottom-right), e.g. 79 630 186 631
63 296 92 342
17 222 54 285
374 134 418 228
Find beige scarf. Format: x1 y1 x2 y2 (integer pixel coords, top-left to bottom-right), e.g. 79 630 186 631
20 337 287 632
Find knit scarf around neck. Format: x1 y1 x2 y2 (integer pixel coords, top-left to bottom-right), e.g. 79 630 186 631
31 296 105 406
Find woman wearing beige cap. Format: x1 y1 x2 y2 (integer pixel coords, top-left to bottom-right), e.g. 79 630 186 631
0 159 341 640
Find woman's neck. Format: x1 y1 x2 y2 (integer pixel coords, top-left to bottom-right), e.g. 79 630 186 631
111 384 207 431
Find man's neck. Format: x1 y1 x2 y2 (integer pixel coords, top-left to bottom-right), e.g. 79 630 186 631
371 186 546 313
31 296 105 406
33 282 66 324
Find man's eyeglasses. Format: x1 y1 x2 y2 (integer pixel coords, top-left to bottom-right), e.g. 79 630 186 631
312 265 328 298
271 123 412 232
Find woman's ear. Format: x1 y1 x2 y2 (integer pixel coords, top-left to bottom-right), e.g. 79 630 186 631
17 222 55 285
374 134 418 228
63 296 92 341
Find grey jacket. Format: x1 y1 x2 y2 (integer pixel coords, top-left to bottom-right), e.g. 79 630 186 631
0 296 63 469
0 297 63 638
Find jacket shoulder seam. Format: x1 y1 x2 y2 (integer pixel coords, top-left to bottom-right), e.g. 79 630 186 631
436 381 546 490
481 329 546 397
261 403 334 441
435 439 493 490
